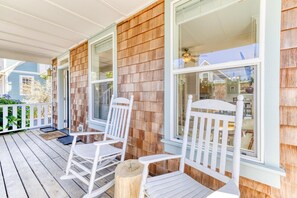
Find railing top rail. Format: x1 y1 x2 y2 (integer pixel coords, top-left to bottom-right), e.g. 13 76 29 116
0 102 52 107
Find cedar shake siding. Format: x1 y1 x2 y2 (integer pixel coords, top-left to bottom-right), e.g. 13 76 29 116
69 42 88 132
279 1 297 197
117 0 165 174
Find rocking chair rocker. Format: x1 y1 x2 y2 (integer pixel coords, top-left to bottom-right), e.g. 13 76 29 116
139 95 244 198
61 95 133 198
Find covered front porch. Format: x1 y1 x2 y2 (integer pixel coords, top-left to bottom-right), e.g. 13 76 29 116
0 0 295 197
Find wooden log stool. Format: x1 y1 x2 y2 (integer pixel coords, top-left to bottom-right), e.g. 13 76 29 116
115 159 144 198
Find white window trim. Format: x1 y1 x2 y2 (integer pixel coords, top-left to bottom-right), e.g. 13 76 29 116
57 52 70 130
164 0 285 188
19 75 34 96
88 25 117 131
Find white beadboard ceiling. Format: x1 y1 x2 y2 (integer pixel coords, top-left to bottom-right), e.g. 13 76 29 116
0 0 157 64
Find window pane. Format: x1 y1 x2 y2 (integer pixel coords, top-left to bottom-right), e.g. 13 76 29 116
93 82 113 120
175 65 256 155
21 77 33 95
91 37 113 81
174 0 260 69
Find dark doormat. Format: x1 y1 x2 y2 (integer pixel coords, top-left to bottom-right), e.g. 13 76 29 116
40 127 57 133
59 128 69 135
57 135 81 145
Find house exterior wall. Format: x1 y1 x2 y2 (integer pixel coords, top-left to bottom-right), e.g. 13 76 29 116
7 62 45 101
50 0 297 197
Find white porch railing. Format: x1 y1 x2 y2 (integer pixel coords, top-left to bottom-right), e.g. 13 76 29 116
0 103 52 134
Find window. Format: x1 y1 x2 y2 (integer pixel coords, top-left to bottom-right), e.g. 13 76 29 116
171 0 260 159
90 34 115 123
20 76 34 95
165 0 283 188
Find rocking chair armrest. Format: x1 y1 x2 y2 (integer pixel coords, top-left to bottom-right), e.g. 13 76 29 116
139 154 182 165
70 132 105 137
93 139 120 146
207 180 240 198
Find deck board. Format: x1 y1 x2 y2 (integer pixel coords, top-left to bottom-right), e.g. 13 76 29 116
0 136 27 198
18 132 86 198
0 130 114 198
0 162 7 198
4 135 48 198
12 133 69 198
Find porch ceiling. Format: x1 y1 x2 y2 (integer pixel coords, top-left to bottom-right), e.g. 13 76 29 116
0 0 156 64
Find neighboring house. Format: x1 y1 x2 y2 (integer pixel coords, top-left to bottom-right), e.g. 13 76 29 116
0 58 49 101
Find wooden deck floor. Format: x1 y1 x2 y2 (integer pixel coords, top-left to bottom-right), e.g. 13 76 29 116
0 130 114 198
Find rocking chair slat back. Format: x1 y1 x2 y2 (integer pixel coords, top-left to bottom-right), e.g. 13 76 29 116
104 95 133 142
181 95 244 186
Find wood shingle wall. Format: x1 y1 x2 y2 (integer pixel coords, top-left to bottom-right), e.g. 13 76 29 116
279 1 297 197
69 42 89 142
117 0 165 174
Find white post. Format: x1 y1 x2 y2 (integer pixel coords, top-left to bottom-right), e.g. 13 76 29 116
88 146 101 196
121 95 134 161
30 105 34 127
232 95 244 186
179 95 192 172
12 105 17 130
37 104 41 127
21 105 26 129
44 104 49 125
3 106 8 132
138 164 149 198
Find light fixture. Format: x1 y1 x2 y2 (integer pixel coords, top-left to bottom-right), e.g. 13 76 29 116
47 68 52 76
182 48 198 63
182 48 192 63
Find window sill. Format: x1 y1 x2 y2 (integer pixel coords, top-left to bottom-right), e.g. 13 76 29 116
162 139 285 188
88 120 106 131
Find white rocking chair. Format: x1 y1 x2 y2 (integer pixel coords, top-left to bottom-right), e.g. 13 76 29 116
61 95 133 198
139 95 244 198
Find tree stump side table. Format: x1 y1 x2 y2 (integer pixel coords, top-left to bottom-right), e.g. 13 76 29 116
115 159 144 198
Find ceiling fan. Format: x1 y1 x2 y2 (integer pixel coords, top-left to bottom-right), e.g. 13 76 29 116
182 48 198 63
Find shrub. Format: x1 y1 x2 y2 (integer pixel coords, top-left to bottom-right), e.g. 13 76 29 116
0 95 25 131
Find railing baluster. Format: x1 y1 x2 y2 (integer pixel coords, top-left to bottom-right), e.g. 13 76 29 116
37 104 42 127
49 104 52 125
22 105 26 129
44 104 48 125
12 106 18 130
30 105 34 127
3 106 8 132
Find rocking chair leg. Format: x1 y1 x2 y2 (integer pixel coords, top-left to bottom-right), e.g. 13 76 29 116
65 149 74 175
87 151 100 197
